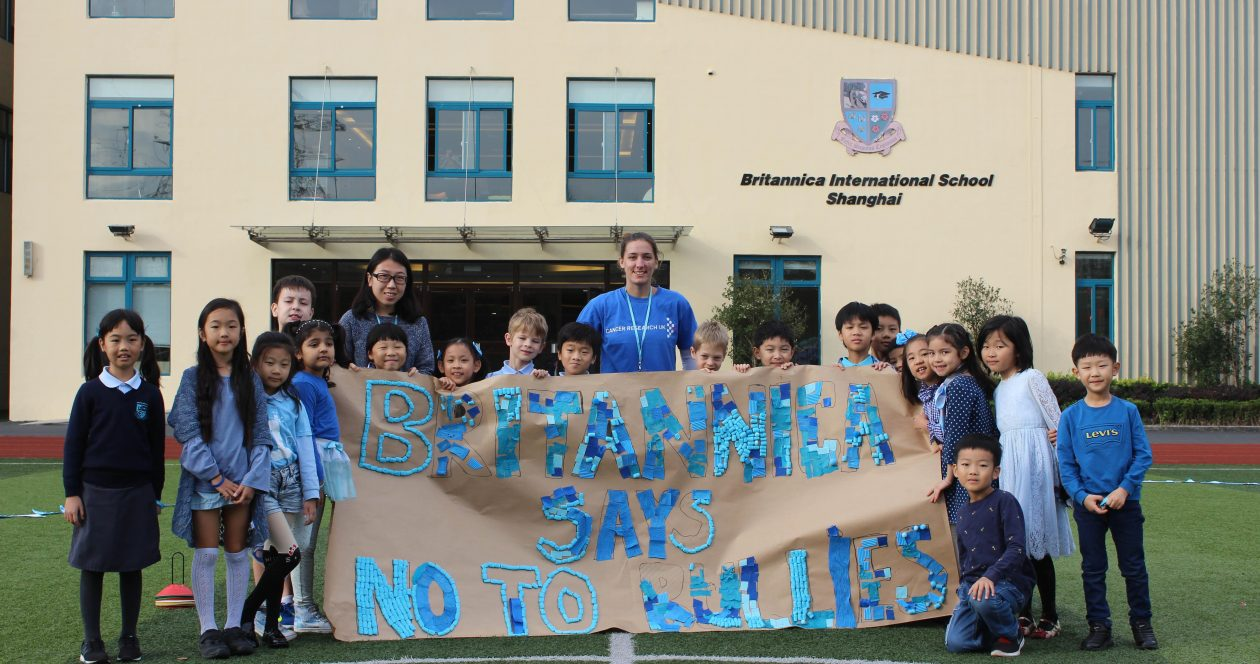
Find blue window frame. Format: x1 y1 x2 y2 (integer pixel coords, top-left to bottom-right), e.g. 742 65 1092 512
734 256 823 365
86 77 173 200
1075 252 1114 339
88 0 174 18
567 79 653 202
428 0 511 20
1076 74 1114 171
290 78 376 201
570 0 654 21
84 252 172 374
426 79 513 202
291 0 377 19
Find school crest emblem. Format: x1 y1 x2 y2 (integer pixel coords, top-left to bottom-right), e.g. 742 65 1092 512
135 402 149 421
831 79 907 156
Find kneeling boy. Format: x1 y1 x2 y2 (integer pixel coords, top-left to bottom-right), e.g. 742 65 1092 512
945 434 1035 657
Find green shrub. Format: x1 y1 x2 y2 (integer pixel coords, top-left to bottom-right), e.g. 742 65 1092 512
1152 399 1260 425
711 277 809 365
950 276 1013 340
1173 260 1259 386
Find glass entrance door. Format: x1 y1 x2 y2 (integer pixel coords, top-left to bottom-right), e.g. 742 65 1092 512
272 258 669 374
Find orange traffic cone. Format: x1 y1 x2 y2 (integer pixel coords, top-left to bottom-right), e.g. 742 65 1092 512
155 552 195 608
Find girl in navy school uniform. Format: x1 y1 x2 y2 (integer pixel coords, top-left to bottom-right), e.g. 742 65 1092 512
64 310 166 664
924 323 999 526
169 298 273 660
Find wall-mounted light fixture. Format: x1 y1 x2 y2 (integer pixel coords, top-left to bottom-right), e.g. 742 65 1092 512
108 225 136 239
769 225 794 241
1089 218 1114 242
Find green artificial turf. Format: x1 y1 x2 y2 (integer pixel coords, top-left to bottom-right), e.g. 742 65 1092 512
1 461 1255 664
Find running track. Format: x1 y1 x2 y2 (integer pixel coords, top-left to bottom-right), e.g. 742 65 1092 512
1 437 1257 464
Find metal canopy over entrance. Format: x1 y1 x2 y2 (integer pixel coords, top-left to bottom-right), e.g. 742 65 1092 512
236 224 691 246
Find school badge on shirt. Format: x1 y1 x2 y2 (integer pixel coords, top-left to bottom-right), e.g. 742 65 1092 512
135 402 149 421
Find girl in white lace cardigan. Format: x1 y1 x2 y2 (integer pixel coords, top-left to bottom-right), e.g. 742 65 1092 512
979 315 1074 640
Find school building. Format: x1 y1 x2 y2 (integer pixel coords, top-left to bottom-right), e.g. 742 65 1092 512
6 1 1257 420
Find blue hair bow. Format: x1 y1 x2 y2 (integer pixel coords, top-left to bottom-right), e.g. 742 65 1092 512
895 329 920 346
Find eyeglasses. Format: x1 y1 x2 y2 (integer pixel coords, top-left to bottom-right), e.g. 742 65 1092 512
371 272 408 285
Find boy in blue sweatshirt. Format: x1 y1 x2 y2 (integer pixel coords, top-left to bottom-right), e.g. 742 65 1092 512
945 433 1035 657
1057 334 1157 651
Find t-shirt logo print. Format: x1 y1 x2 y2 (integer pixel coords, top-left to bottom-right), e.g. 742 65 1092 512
135 402 149 421
666 316 676 337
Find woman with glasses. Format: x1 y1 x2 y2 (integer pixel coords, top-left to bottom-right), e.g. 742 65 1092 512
337 248 435 375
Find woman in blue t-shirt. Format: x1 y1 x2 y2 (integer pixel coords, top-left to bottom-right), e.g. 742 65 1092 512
577 232 698 373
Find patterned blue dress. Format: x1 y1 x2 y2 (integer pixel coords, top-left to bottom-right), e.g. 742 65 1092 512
938 373 999 523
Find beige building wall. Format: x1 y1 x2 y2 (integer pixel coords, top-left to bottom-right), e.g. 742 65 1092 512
665 0 1260 385
10 2 1113 421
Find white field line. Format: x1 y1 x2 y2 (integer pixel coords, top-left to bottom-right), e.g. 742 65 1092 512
610 633 635 664
323 657 611 664
638 658 923 664
325 633 923 664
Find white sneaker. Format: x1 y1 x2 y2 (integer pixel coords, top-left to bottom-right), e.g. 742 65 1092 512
295 606 333 634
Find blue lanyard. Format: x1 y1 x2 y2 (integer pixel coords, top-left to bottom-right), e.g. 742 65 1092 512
375 314 399 325
622 287 654 372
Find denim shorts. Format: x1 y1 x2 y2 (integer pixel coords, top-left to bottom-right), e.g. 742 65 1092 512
260 463 304 515
189 490 231 511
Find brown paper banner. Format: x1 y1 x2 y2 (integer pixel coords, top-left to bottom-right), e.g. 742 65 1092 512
324 365 958 640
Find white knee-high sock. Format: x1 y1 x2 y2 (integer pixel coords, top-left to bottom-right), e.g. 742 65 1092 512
192 548 220 634
223 550 252 629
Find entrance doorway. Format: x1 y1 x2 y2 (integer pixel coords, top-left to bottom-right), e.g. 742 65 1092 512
271 258 671 373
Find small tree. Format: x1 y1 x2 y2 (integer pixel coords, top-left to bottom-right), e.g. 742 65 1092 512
711 277 809 365
951 276 1014 340
1174 260 1259 386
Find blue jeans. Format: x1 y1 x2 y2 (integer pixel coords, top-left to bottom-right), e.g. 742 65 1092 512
945 579 1025 653
1073 500 1152 626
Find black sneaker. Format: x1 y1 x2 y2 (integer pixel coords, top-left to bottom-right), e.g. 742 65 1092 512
80 639 109 664
990 635 1024 657
116 634 142 662
1131 620 1159 650
197 629 230 660
223 626 257 655
260 625 290 649
1080 622 1114 651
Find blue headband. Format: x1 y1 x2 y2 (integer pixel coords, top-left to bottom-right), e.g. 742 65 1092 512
894 329 920 346
437 341 483 361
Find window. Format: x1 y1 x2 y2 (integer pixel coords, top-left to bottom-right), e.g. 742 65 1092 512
567 79 653 202
734 256 822 365
291 0 376 19
570 0 654 21
1076 75 1114 171
428 0 511 20
290 78 376 201
0 106 11 194
426 79 512 202
1075 252 1114 339
88 0 174 18
86 77 173 200
85 253 172 374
